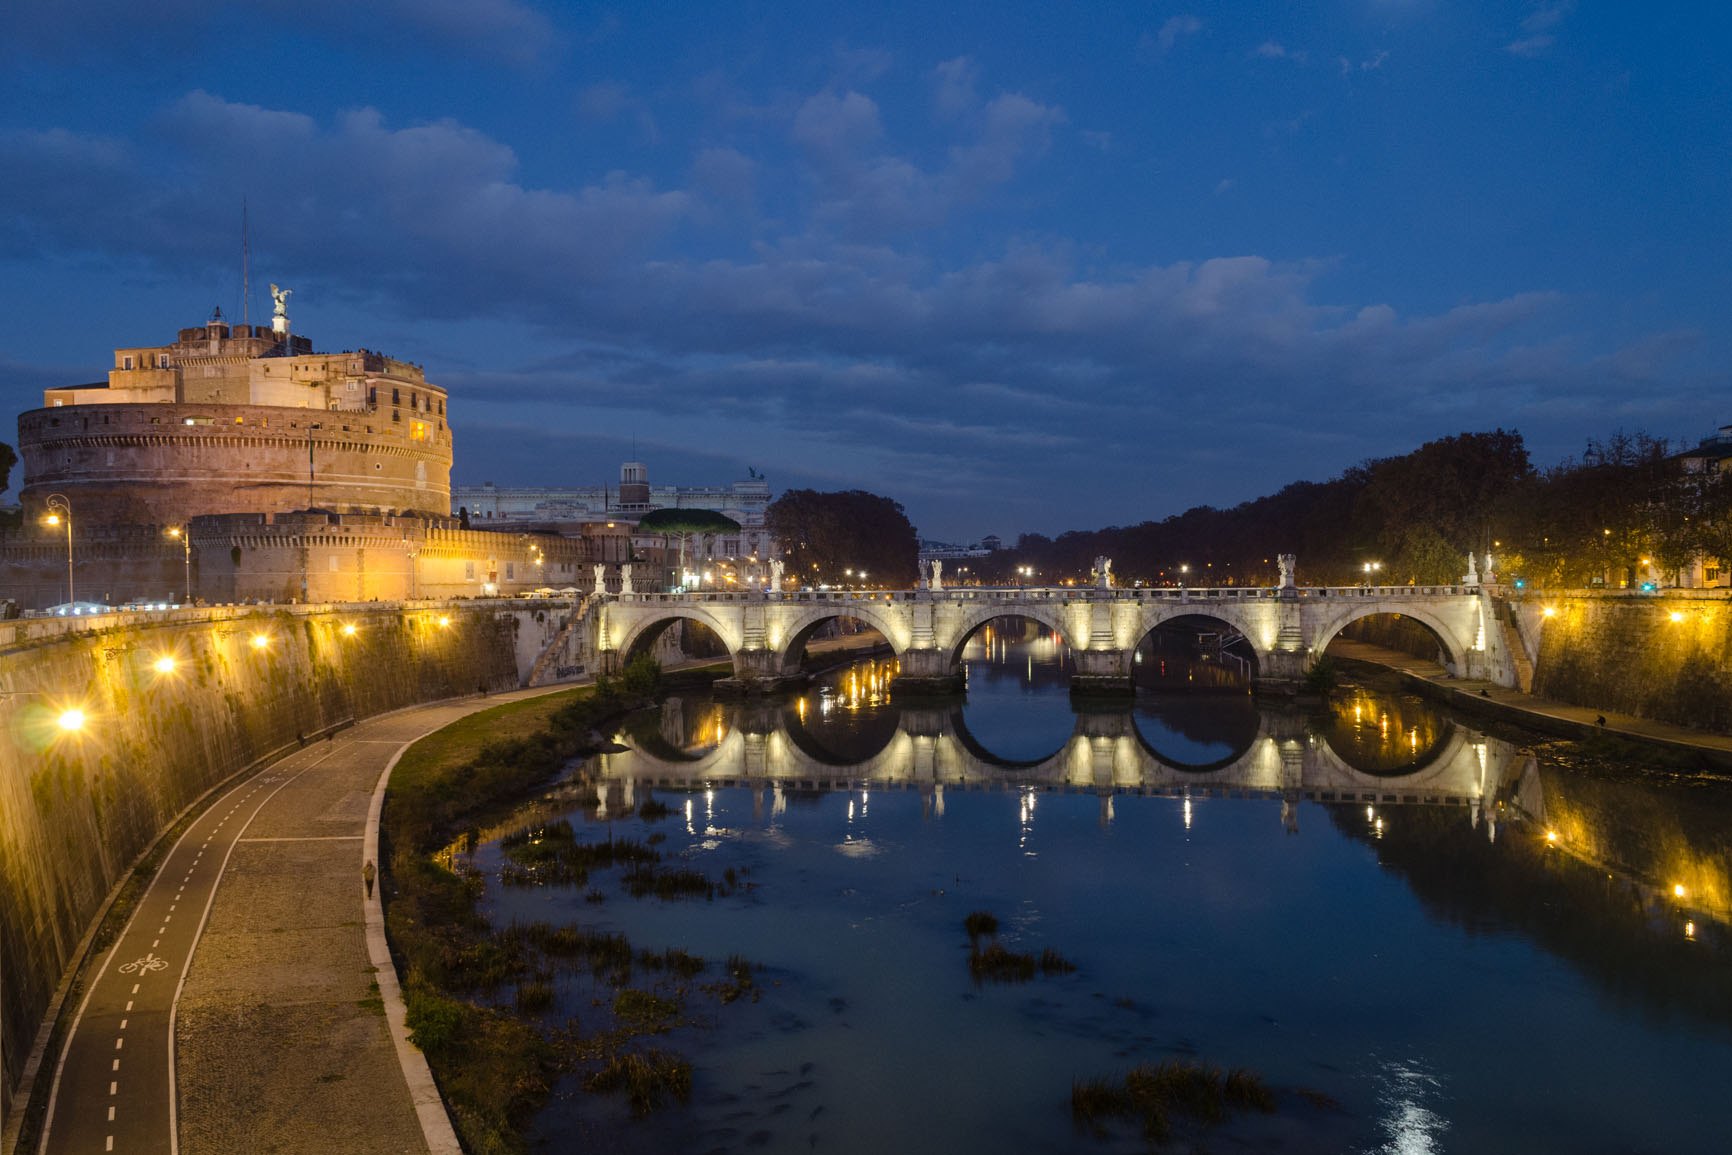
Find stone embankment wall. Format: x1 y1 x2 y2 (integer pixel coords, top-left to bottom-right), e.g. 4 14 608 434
0 604 519 1116
1527 591 1732 732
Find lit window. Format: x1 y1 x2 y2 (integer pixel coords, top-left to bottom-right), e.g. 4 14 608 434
410 421 428 442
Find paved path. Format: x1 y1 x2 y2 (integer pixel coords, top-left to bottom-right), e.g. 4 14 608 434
1327 638 1732 762
34 688 565 1155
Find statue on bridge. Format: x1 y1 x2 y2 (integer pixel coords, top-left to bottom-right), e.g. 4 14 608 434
769 559 784 593
593 563 606 595
1463 552 1480 587
1483 552 1495 584
1277 553 1296 589
620 564 634 596
1092 556 1112 589
929 559 943 591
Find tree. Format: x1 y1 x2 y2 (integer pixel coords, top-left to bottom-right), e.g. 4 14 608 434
0 441 15 497
635 507 742 587
765 489 919 587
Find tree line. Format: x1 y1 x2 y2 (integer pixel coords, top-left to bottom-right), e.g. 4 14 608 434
969 428 1726 589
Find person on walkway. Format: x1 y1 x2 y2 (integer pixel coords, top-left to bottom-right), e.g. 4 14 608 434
363 859 377 898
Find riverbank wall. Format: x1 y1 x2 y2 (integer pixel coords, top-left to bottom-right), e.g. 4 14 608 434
0 604 520 1128
1521 591 1732 732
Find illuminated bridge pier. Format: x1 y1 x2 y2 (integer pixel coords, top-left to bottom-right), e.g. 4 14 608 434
565 582 1528 695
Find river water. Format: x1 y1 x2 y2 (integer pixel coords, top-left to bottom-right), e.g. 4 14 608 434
472 623 1732 1153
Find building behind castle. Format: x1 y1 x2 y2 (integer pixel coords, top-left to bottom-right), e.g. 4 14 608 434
454 464 777 578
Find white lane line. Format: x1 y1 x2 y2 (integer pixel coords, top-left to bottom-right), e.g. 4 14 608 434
108 1106 115 1121
109 1082 117 1095
166 743 346 1155
106 1137 113 1151
111 1059 119 1071
119 1019 128 1030
125 1002 133 1012
131 985 139 995
115 1039 123 1050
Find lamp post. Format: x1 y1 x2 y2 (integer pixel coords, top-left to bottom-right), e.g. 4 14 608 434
44 493 73 606
168 526 192 604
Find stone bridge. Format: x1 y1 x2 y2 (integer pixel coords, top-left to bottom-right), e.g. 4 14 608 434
549 583 1522 694
590 703 1526 834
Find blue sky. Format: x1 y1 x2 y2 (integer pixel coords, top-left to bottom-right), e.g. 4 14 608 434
2 1 1727 540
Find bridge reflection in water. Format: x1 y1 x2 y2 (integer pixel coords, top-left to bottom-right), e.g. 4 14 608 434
595 679 1519 833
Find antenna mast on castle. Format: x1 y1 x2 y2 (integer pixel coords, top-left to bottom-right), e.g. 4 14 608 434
241 199 251 325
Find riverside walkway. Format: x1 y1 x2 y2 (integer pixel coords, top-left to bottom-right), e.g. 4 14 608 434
27 688 577 1155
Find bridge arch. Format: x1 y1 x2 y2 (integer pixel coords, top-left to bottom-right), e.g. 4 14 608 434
1310 604 1468 674
773 602 907 675
941 602 1074 672
1128 610 1261 690
611 605 743 667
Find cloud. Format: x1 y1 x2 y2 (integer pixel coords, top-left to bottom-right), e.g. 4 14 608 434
932 57 980 121
2 84 1706 535
1144 14 1203 58
1255 42 1288 59
577 82 660 143
1507 2 1573 57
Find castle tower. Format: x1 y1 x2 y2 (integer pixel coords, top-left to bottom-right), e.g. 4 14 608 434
618 461 650 512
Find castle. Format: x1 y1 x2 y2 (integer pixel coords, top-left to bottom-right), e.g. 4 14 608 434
5 299 647 608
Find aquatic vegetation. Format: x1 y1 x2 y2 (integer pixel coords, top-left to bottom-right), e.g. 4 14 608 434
964 910 1000 940
612 988 681 1027
638 946 706 978
1039 948 1077 974
963 912 1076 982
621 863 716 900
638 798 673 820
969 942 1037 982
582 1048 693 1116
1071 1061 1276 1145
515 980 555 1014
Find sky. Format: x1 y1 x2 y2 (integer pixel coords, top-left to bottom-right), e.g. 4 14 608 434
1 2 1728 542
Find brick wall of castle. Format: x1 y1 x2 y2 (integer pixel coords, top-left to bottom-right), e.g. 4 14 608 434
16 402 453 528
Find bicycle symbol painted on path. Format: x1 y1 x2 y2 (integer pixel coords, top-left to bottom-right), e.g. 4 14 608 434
119 953 169 976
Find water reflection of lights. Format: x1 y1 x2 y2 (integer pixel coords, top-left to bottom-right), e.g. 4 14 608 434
1019 788 1037 851
1371 1060 1449 1155
827 659 895 710
1182 796 1193 830
685 797 695 836
1685 921 1696 940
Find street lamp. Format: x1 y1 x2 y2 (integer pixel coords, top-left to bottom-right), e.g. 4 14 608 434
43 493 73 606
168 526 192 604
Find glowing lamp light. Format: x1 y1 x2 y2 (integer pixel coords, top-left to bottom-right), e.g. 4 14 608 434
45 513 61 526
58 708 85 731
437 616 451 628
1669 611 1685 623
1542 607 1557 618
1685 921 1696 939
250 633 270 649
153 656 177 674
342 623 358 636
1673 883 1686 898
1546 830 1558 842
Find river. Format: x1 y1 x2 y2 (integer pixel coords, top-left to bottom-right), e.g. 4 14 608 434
467 621 1732 1153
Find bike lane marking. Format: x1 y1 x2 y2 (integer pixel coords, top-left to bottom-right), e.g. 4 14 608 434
32 744 336 1155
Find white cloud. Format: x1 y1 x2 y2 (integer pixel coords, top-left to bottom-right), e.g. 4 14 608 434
1150 14 1203 56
